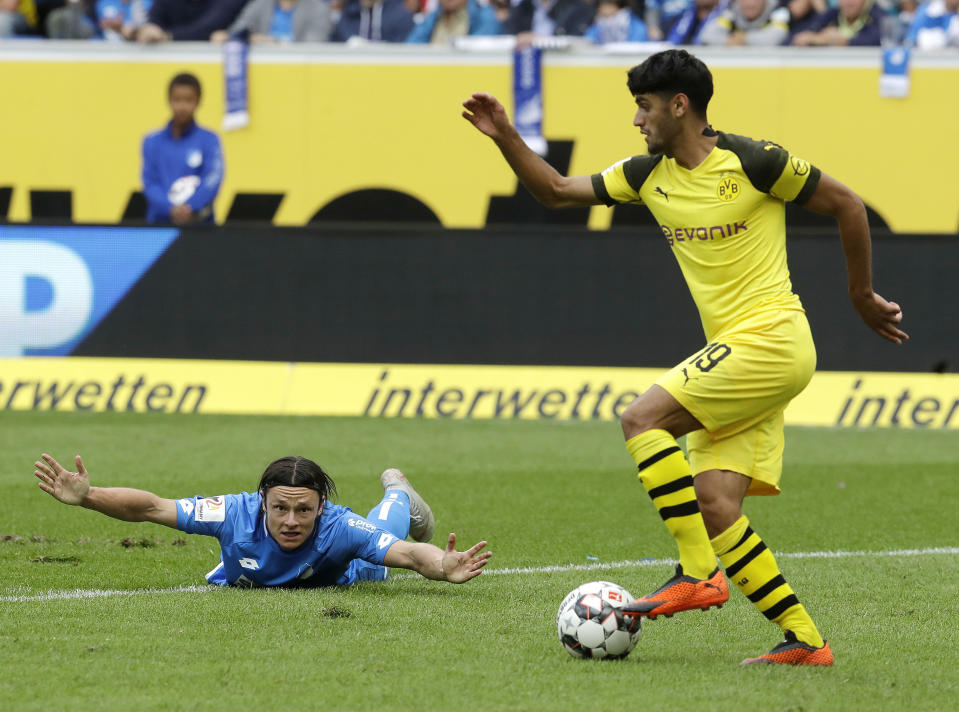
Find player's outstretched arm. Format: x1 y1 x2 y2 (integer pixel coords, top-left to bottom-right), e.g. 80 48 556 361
461 92 599 209
384 533 492 583
34 454 178 528
802 172 909 344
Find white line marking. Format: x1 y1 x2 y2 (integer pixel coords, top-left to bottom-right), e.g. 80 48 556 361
4 547 957 602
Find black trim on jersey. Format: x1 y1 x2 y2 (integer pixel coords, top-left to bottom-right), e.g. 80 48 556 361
591 173 615 206
623 154 663 193
702 126 718 137
793 166 821 205
716 132 787 194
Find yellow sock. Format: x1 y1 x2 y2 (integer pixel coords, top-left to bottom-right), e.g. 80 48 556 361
712 515 824 648
626 429 715 580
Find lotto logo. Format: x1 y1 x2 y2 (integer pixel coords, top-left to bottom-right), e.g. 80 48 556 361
238 558 260 571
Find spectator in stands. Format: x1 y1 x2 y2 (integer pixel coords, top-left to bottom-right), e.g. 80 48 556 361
97 0 152 40
210 0 333 43
142 73 223 225
406 0 500 42
136 0 245 41
700 0 790 44
584 0 648 42
45 0 98 38
332 0 414 41
905 0 958 48
663 0 725 43
791 0 884 45
501 0 596 38
644 0 694 40
784 0 828 36
0 0 35 36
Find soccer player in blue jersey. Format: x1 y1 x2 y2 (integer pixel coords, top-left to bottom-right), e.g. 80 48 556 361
463 49 907 666
142 73 224 226
34 453 491 587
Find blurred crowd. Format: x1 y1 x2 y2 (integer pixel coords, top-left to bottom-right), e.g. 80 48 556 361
0 0 956 48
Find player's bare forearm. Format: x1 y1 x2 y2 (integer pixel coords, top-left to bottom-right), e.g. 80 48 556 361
81 486 178 528
803 173 908 344
462 91 597 209
385 534 491 583
492 129 589 209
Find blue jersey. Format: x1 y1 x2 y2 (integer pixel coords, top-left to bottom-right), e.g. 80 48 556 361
175 492 399 588
141 120 224 224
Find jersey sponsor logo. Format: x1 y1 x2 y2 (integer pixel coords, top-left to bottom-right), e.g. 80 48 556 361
717 176 740 202
347 517 377 534
654 186 670 201
377 533 396 550
238 557 260 571
790 156 810 177
660 221 747 246
177 499 194 517
187 149 203 168
195 496 226 522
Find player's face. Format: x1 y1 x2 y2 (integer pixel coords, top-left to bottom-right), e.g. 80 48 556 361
168 85 199 127
632 92 679 156
263 486 322 551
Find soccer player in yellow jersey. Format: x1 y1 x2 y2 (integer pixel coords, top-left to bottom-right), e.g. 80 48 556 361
462 48 908 666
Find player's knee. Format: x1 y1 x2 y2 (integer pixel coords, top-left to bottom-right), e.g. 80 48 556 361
697 493 741 539
620 400 654 437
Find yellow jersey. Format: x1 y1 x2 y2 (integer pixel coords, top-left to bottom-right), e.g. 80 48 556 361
592 131 821 341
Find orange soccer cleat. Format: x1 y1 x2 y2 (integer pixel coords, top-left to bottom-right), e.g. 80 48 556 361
622 565 729 620
741 631 834 666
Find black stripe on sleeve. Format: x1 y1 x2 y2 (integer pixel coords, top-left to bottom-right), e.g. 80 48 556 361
591 174 616 206
647 475 694 500
762 594 800 621
658 500 701 521
723 540 768 578
636 446 681 473
623 154 663 193
793 165 822 205
746 574 787 603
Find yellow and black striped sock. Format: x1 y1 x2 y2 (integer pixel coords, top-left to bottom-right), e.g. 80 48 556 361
626 429 715 580
712 515 824 648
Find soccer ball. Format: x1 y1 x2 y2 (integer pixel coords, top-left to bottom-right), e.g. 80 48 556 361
556 581 642 659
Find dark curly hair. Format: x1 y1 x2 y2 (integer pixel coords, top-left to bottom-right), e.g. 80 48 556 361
626 49 713 118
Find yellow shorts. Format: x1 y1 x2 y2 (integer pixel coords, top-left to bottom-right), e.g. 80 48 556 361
656 309 816 496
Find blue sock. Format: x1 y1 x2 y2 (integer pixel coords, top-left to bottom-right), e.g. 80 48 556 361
367 489 411 541
353 490 412 583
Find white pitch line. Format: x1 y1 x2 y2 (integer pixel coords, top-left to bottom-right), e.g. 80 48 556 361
4 546 957 602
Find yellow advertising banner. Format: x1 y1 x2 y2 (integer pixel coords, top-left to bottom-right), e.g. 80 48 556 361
1 47 957 233
3 357 958 429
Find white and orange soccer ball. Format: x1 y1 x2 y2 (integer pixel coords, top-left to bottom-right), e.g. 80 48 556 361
556 581 642 659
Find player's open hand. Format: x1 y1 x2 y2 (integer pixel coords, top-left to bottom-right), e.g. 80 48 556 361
441 532 492 583
851 291 909 344
462 93 513 142
34 454 91 506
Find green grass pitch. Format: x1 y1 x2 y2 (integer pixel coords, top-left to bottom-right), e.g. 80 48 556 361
1 411 957 711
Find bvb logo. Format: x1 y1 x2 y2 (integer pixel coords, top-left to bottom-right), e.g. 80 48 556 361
717 176 740 202
790 156 810 176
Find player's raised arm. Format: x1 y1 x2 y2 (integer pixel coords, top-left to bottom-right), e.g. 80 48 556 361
34 453 178 529
462 92 599 209
801 172 909 345
383 532 491 583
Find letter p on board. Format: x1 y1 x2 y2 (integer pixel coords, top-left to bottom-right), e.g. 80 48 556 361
0 241 93 356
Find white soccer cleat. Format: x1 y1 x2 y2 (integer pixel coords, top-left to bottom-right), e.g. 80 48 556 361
380 468 435 543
